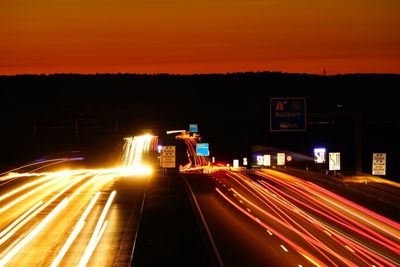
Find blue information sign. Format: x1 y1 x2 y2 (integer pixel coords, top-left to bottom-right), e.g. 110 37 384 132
189 124 198 133
196 143 209 156
270 98 306 131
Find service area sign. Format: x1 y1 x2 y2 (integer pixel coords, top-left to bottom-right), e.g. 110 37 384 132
162 146 176 168
189 124 198 133
270 98 306 131
329 152 341 171
372 153 386 175
196 143 209 156
277 153 285 166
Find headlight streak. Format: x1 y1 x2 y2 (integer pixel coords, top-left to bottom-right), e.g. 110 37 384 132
0 172 61 202
219 170 400 266
51 192 101 267
0 200 43 242
0 172 94 247
0 197 69 266
78 191 116 267
0 135 153 263
0 158 81 178
0 172 71 214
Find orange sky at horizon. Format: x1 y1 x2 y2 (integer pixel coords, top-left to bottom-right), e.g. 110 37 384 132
1 0 399 75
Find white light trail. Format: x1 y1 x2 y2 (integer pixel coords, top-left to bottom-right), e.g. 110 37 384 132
0 200 43 245
0 172 59 202
0 172 70 214
51 192 101 267
78 191 116 267
0 198 69 266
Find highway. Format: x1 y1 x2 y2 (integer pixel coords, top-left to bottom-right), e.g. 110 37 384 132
0 135 154 266
0 167 148 266
182 169 400 266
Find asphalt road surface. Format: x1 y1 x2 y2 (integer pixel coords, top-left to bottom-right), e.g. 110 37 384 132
0 169 147 266
182 169 400 266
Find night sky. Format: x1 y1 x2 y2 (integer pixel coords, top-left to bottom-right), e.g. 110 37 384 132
1 0 399 74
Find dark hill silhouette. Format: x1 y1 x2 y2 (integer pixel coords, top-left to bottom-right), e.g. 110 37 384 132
0 72 399 179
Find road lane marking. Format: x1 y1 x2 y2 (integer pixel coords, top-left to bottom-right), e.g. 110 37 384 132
280 245 288 252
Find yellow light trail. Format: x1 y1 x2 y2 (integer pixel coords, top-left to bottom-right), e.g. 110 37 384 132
0 172 93 246
0 135 153 264
121 134 155 175
0 200 43 242
51 192 101 267
0 172 70 214
78 191 116 267
0 172 60 202
0 197 69 266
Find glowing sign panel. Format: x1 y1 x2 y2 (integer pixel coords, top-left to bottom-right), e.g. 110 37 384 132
372 153 386 175
162 146 176 168
329 152 340 171
314 148 326 163
233 160 239 168
196 143 209 156
189 124 198 133
277 153 285 166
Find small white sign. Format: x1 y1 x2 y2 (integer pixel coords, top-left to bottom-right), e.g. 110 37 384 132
263 155 271 166
314 148 326 163
329 152 340 171
243 157 248 166
277 153 285 166
372 153 386 175
162 146 176 168
233 159 239 168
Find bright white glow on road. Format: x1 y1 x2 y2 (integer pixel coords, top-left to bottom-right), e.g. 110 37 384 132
51 192 101 267
121 134 155 175
78 191 116 267
0 200 43 243
0 198 69 266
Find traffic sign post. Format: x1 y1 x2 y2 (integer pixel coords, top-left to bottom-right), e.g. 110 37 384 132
372 153 386 176
270 98 306 131
162 146 176 168
189 124 198 133
329 152 340 175
196 143 209 156
277 153 285 166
